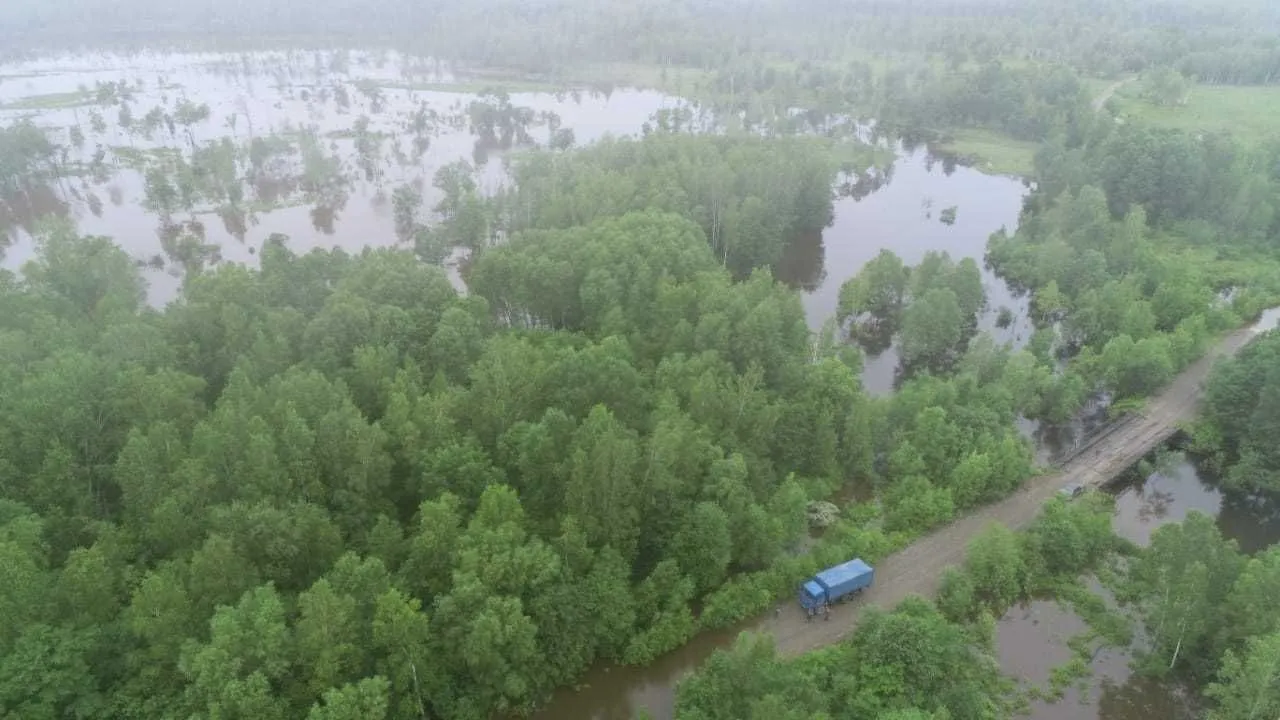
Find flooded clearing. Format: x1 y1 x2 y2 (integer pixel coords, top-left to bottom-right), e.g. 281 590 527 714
10 47 1271 720
0 49 693 303
0 49 1035 399
993 447 1280 720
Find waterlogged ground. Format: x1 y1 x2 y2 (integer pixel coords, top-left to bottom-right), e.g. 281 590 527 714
0 49 694 302
0 50 1032 401
995 453 1280 720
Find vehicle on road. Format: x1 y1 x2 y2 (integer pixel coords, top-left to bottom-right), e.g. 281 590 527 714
798 558 874 618
1058 482 1085 499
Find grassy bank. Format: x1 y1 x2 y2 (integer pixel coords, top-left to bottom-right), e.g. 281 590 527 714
937 128 1039 177
1110 82 1280 143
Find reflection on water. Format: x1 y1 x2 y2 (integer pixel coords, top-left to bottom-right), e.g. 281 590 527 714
0 49 691 304
1110 449 1280 552
791 144 1030 396
773 228 826 292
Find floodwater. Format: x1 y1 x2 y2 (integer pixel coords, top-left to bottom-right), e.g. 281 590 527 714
1112 450 1280 554
0 48 1157 720
996 447 1280 720
996 595 1197 720
790 149 1031 396
0 49 691 302
0 50 1033 394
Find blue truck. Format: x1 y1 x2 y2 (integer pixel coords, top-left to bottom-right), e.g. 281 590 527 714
798 558 874 617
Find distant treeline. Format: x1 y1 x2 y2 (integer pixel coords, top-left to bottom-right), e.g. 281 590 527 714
4 0 1280 85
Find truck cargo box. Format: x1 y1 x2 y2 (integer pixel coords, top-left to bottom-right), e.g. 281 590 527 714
815 558 874 599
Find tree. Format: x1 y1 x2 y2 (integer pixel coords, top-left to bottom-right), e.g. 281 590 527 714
1141 67 1190 107
963 524 1026 611
835 597 1003 719
670 501 733 593
179 583 292 719
900 288 965 371
565 405 641 562
1125 512 1243 678
307 677 391 720
1205 631 1280 720
294 578 362 703
674 633 826 720
837 249 910 326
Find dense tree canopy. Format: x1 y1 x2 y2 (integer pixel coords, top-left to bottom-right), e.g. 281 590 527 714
0 193 1045 718
1195 329 1280 494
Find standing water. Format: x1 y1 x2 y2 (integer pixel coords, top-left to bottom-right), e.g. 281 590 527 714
0 50 692 303
532 148 1031 720
995 448 1280 720
788 147 1031 396
1 48 1071 720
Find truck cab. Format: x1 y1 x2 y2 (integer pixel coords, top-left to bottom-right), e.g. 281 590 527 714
798 580 827 610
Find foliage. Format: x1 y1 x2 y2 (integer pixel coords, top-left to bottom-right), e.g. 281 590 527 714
1195 329 1280 494
678 490 1121 720
490 133 844 276
0 211 979 719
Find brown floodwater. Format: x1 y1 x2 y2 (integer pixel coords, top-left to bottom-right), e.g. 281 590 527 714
994 453 1280 720
996 596 1197 720
1112 451 1280 554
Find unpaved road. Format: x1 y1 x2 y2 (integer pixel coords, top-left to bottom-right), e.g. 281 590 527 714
762 322 1258 657
532 322 1269 720
1092 77 1134 112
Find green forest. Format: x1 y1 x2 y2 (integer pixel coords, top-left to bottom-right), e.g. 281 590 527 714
2 0 1280 718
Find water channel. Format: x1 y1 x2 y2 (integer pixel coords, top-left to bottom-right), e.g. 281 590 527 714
3 48 1276 720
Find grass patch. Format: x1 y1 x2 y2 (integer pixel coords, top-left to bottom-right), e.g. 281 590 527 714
937 128 1039 177
0 90 96 110
1111 83 1280 144
1043 651 1092 701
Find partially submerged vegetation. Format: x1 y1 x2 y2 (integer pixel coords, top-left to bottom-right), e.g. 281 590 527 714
1 0 1279 718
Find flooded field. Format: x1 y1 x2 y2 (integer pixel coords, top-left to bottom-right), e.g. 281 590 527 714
0 49 1033 398
0 49 695 302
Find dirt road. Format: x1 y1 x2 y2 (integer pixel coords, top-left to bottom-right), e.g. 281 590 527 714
764 323 1258 657
1092 77 1134 112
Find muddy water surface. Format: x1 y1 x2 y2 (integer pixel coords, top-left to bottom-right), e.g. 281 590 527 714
995 451 1280 720
997 598 1197 720
1113 452 1280 553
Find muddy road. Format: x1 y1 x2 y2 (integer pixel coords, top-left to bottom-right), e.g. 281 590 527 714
537 320 1265 720
769 322 1257 656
